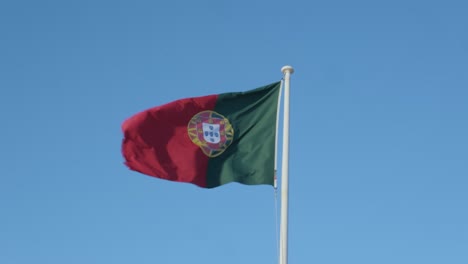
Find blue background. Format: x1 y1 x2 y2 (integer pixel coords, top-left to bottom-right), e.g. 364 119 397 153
1 0 467 263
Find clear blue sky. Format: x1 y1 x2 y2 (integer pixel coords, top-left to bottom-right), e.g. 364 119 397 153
1 0 467 263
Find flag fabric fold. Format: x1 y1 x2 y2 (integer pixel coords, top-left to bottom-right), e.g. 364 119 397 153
121 81 281 188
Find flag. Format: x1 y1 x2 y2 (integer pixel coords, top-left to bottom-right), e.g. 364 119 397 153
121 81 282 188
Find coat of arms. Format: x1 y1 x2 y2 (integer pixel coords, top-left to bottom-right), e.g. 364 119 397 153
187 111 234 157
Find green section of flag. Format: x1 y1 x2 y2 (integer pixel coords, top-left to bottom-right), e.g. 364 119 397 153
206 81 281 188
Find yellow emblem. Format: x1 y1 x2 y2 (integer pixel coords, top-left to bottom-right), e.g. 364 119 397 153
187 111 234 157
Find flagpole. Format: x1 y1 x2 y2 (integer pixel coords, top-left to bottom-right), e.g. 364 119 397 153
279 65 294 264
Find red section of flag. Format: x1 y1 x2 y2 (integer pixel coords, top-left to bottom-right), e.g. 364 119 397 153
121 94 218 187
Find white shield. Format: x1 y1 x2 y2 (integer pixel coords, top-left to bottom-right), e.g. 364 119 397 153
202 123 221 143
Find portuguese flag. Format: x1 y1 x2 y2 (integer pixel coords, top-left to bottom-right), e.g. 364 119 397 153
121 81 282 188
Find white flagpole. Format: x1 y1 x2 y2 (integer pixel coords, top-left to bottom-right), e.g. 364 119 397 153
274 79 284 189
279 65 294 264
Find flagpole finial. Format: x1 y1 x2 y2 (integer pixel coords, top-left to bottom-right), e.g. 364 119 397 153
281 65 294 75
